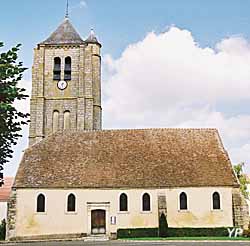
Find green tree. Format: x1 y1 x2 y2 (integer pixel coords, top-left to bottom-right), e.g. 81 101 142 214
159 213 168 237
234 162 249 199
0 219 6 240
0 42 29 186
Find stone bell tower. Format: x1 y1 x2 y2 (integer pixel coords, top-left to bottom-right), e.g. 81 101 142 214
29 17 102 146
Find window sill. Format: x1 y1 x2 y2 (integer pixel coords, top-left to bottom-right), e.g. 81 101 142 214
65 211 78 215
211 209 223 212
140 211 152 214
35 212 47 215
117 211 129 214
178 210 190 213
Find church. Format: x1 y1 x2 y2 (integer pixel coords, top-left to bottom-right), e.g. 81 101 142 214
6 15 249 240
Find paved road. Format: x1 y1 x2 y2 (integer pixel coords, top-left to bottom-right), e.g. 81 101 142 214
1 241 250 246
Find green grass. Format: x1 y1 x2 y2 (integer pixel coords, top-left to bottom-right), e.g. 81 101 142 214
123 237 250 241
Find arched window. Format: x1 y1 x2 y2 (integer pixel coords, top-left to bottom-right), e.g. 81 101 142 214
63 111 70 130
119 193 128 212
53 57 61 80
142 193 151 211
64 56 71 81
37 194 45 212
52 110 59 133
180 192 187 210
213 192 221 210
67 193 76 212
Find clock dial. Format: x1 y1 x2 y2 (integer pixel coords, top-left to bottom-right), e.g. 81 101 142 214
57 80 68 90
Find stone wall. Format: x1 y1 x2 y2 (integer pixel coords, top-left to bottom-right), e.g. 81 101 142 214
158 194 167 218
232 188 249 229
6 190 17 240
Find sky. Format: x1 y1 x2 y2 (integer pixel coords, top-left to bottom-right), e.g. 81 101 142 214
1 0 250 176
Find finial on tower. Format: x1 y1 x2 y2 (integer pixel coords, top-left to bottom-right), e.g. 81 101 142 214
65 0 69 18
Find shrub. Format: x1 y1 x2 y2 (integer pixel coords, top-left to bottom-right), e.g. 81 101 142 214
117 228 158 238
166 227 234 237
0 219 6 240
159 213 168 237
243 223 250 237
117 227 236 238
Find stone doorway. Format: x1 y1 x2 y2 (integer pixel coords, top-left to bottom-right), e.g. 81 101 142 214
87 202 110 236
91 209 106 234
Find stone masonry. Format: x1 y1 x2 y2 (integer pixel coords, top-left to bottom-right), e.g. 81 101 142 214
29 30 102 146
232 188 249 229
6 190 17 240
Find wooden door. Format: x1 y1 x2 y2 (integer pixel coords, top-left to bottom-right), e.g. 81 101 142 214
91 209 106 234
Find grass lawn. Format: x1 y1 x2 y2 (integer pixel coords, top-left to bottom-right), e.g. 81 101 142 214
122 237 250 241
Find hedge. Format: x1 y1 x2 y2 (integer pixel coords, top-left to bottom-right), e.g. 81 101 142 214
117 227 236 238
0 219 6 240
117 228 158 238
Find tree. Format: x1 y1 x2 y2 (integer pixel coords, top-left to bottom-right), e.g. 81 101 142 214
234 162 250 199
159 213 168 237
0 42 29 186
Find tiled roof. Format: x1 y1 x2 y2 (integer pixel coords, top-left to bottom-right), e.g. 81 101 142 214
14 128 238 189
0 177 14 202
41 18 84 45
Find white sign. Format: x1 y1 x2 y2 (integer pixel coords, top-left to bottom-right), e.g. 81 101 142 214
110 216 116 225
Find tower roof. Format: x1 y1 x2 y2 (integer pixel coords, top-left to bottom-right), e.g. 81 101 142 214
85 29 101 46
41 18 84 45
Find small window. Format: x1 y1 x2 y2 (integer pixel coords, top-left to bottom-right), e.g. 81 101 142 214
53 57 61 80
63 111 70 130
142 193 151 211
37 194 45 212
180 192 187 210
52 110 59 133
213 192 221 210
119 193 128 212
67 193 76 212
64 56 71 81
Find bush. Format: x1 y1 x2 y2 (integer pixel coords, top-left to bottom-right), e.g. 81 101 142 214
117 228 158 238
117 227 236 238
159 213 168 237
0 219 6 240
243 223 250 237
166 227 234 237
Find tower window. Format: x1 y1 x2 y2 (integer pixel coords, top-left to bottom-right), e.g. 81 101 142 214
63 111 70 130
212 192 221 210
119 193 128 212
53 57 61 80
180 192 187 210
64 56 71 81
52 110 59 133
37 194 45 212
67 193 76 212
142 193 151 211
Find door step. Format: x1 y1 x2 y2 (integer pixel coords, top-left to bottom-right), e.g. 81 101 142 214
84 235 109 241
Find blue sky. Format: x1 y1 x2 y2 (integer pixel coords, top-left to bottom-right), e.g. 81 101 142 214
2 0 250 176
2 0 250 74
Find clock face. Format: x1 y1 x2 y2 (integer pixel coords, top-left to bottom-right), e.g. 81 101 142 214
57 80 68 90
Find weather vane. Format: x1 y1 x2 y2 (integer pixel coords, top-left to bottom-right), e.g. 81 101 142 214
65 0 69 18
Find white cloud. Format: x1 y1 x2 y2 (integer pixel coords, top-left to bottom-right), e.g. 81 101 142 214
79 1 87 8
103 27 250 172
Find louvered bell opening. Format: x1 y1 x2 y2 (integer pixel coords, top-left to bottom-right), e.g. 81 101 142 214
53 57 61 81
53 71 61 81
64 57 71 81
